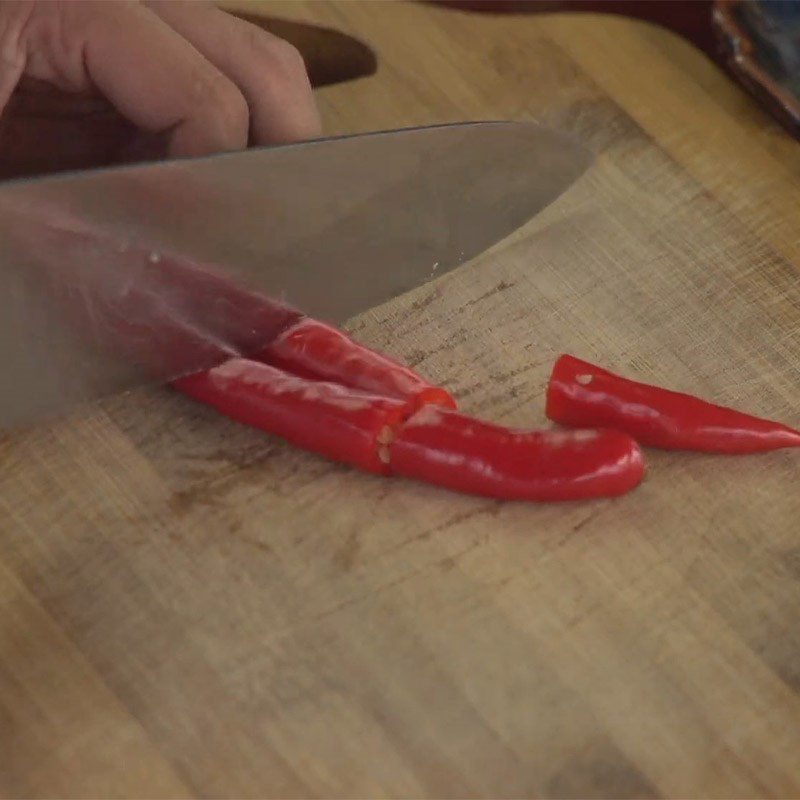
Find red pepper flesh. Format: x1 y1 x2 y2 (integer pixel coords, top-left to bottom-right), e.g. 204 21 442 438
173 359 409 474
389 405 645 501
256 318 457 411
546 354 800 454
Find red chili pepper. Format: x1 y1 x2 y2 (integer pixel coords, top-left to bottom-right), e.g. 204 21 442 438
389 405 645 501
132 252 302 354
174 357 644 501
12 211 301 377
16 203 456 417
256 318 457 411
173 359 409 474
546 354 800 454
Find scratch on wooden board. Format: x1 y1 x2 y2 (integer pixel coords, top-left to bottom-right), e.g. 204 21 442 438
305 568 424 625
403 348 428 368
488 363 537 385
384 501 502 554
332 529 362 572
461 280 518 310
411 287 442 312
571 507 605 535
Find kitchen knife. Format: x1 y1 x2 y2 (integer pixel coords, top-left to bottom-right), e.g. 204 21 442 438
0 121 591 430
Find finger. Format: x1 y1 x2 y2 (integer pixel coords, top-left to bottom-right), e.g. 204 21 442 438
0 1 31 114
51 1 250 157
145 0 321 145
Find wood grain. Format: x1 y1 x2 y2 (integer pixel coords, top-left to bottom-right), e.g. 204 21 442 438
2 1 799 796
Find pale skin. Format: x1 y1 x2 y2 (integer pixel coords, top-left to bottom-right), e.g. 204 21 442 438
0 0 322 175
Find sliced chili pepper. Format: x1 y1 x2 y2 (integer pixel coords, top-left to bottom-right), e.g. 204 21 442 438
546 354 800 454
173 359 409 474
11 209 301 378
389 405 645 501
256 318 457 411
175 357 644 501
18 202 453 413
132 252 302 354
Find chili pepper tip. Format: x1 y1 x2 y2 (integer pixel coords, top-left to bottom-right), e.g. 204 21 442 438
547 353 800 454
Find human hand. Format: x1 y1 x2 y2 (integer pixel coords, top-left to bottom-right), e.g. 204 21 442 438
0 0 322 177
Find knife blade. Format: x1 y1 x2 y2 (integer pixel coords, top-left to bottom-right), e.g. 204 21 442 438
0 121 591 430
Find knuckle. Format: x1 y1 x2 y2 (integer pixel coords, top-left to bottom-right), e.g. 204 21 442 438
195 71 249 146
244 28 309 86
269 39 308 77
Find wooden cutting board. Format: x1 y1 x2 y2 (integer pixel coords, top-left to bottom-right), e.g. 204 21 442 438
2 2 799 796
